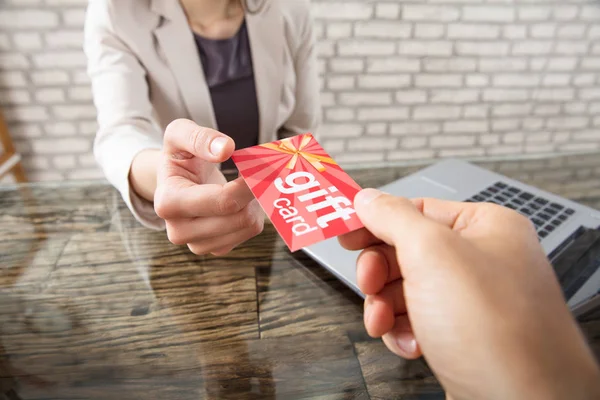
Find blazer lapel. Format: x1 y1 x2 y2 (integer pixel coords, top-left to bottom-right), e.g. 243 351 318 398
245 2 284 143
151 0 217 129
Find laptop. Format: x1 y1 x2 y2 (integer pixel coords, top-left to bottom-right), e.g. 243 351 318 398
302 159 600 317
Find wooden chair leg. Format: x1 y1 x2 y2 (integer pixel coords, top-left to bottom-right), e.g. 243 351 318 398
12 161 27 183
0 108 28 184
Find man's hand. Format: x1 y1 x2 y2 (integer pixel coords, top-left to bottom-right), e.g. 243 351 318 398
154 119 263 256
340 189 600 400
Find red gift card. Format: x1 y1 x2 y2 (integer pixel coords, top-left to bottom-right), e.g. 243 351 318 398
231 133 363 252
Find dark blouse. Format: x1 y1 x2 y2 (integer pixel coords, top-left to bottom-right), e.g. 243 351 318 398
193 20 260 171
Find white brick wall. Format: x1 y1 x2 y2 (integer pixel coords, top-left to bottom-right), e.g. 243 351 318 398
1 0 600 183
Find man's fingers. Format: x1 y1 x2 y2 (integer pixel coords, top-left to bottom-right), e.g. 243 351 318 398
163 118 234 162
356 245 402 295
338 228 380 251
381 315 421 360
155 177 255 219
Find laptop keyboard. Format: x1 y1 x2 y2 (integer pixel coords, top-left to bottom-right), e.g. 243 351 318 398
465 181 575 240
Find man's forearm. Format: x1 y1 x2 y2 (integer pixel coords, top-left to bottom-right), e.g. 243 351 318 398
129 149 161 202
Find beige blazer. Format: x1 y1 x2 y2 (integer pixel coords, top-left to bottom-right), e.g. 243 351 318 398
84 0 321 229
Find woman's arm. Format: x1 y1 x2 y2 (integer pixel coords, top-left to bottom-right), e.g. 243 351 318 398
280 2 321 137
84 0 164 229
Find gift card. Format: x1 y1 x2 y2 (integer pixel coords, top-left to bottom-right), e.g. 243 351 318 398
231 133 364 252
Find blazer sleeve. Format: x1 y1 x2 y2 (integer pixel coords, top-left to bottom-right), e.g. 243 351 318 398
84 0 165 230
279 3 322 139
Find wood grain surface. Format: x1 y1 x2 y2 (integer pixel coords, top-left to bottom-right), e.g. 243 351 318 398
1 154 599 399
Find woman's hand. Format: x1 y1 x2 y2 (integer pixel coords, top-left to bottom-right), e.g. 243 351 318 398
154 119 264 256
340 189 600 400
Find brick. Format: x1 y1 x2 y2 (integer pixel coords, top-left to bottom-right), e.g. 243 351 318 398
338 40 395 56
52 105 97 119
492 119 520 132
479 58 527 72
13 32 43 50
338 92 392 106
0 71 27 88
591 26 600 38
357 107 409 121
487 145 523 156
44 121 77 136
456 42 509 56
557 24 586 39
45 0 88 5
398 41 453 56
317 41 334 57
330 59 364 73
3 106 49 122
355 21 411 38
29 171 64 182
444 120 487 133
526 132 552 143
466 75 489 87
53 155 77 169
0 10 59 28
480 133 501 146
483 89 529 102
439 148 485 158
326 23 351 39
580 5 600 21
327 76 355 90
518 7 550 21
534 104 561 116
415 74 462 88
493 74 541 87
532 88 575 102
547 117 589 129
31 70 69 85
8 123 42 139
573 74 596 87
78 154 97 167
22 157 49 171
319 124 363 138
35 88 65 103
546 57 578 71
503 25 527 39
366 58 420 73
573 130 600 141
348 137 398 151
512 41 553 55
560 143 600 152
556 41 588 55
447 24 499 39
68 169 105 180
564 102 587 114
424 58 476 72
503 131 525 144
524 144 554 154
431 135 476 148
45 30 84 48
321 139 344 154
0 89 31 105
413 105 461 120
388 149 435 161
553 132 570 143
581 58 600 70
395 90 427 104
403 5 459 21
78 121 99 135
376 3 401 19
325 108 355 122
0 33 9 50
62 9 86 26
336 152 385 164
542 74 571 87
358 74 411 89
463 105 488 118
313 22 324 39
390 122 441 136
522 118 544 131
530 24 556 38
31 138 90 154
312 3 373 20
464 6 515 22
492 104 533 117
589 102 600 113
430 89 479 103
366 123 387 136
33 51 86 68
0 54 29 69
320 92 334 107
414 24 445 39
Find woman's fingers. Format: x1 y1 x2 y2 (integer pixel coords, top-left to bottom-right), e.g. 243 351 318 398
187 222 264 256
163 119 234 163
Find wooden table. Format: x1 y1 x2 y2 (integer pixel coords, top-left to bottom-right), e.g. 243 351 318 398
1 154 599 399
